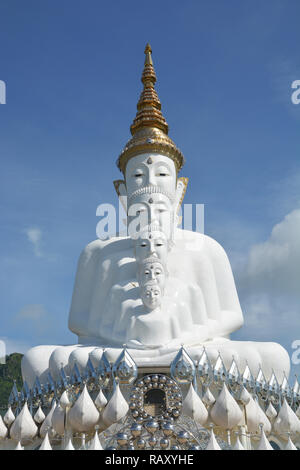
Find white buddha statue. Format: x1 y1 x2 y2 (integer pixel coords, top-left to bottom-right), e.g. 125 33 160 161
22 44 290 388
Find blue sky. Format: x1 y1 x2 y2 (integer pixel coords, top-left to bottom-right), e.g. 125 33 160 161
0 0 300 381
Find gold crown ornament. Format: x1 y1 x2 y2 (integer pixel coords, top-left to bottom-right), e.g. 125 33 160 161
117 44 185 175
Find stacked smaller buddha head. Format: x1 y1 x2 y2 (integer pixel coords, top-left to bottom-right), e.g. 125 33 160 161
138 256 166 311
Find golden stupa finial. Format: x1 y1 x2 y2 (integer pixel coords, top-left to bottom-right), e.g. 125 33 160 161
130 43 168 136
117 44 185 175
144 43 153 66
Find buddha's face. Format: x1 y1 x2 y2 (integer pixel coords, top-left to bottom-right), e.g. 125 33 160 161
135 231 168 266
141 281 162 311
125 153 177 199
138 258 166 288
128 192 174 240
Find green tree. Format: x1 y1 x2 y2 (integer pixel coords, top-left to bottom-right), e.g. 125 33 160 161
0 353 23 411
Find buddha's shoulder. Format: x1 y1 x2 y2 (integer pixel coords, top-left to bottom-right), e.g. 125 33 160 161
79 235 133 262
175 229 227 256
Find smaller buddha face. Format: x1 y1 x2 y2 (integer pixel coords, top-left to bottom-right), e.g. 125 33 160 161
128 192 174 240
135 231 169 266
141 281 162 311
138 257 166 289
125 153 177 200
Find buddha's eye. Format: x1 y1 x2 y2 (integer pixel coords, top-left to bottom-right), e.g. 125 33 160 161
144 270 150 275
136 207 146 215
155 270 161 275
134 171 143 178
140 243 147 247
156 166 169 177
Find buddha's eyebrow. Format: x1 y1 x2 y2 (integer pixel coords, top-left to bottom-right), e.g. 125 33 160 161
154 161 171 170
156 200 168 207
131 163 148 174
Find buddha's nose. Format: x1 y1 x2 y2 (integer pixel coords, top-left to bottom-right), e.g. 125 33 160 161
150 270 155 280
148 170 156 186
149 206 159 224
149 240 155 252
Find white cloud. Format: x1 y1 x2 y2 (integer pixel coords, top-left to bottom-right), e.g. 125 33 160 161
14 304 51 336
244 209 300 295
16 304 48 322
25 227 43 257
231 207 300 380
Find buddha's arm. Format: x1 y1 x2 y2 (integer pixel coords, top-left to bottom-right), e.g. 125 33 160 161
68 240 104 335
206 236 244 337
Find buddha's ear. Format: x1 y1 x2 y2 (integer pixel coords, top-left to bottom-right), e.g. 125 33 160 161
113 180 127 213
175 177 188 214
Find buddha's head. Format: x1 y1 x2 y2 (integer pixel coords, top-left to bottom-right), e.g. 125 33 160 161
134 230 169 266
114 153 187 224
125 153 177 200
140 280 163 311
128 189 174 241
138 256 167 289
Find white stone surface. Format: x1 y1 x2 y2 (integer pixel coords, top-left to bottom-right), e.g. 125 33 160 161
88 431 103 450
68 346 97 374
68 229 244 348
101 383 129 428
59 391 71 410
40 401 56 439
210 384 243 429
242 394 271 435
206 429 221 450
256 428 273 450
52 404 65 436
182 383 208 425
21 344 58 386
39 432 52 450
14 441 24 451
3 407 15 427
10 402 38 442
0 416 8 439
232 437 245 450
273 399 300 437
34 406 45 425
284 436 298 450
64 437 75 450
202 387 216 407
68 385 100 433
266 402 278 421
94 389 108 410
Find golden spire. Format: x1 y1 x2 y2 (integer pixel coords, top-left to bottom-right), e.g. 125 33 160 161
117 44 185 175
130 43 169 135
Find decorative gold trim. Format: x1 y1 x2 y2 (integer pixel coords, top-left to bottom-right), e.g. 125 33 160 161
117 44 185 176
113 179 126 197
177 177 189 212
113 179 128 213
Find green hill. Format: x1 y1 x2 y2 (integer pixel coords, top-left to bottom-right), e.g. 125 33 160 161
0 353 23 410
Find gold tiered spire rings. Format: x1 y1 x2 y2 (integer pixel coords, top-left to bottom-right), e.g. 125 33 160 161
117 44 185 175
